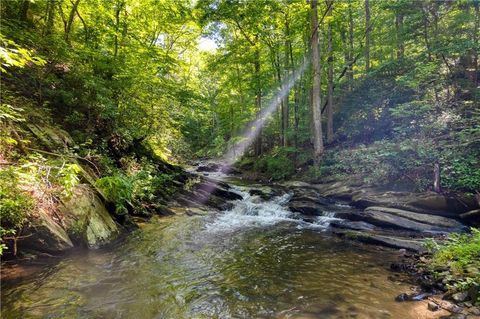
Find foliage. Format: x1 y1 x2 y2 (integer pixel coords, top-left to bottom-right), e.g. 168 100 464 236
95 174 133 215
0 36 45 72
0 168 34 255
425 229 480 301
254 147 296 180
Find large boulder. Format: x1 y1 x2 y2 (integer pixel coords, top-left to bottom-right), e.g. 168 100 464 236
22 210 74 253
26 123 73 151
59 185 120 248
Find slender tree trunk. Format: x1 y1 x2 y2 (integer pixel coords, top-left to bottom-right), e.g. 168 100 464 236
433 162 441 193
310 0 324 163
326 0 334 144
293 79 300 164
44 0 56 36
474 0 479 87
395 10 404 59
19 0 30 21
348 1 354 90
236 65 245 114
365 0 371 73
65 0 81 43
254 48 262 156
282 15 291 147
114 1 124 58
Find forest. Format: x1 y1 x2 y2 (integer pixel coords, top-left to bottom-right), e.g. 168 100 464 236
1 0 480 318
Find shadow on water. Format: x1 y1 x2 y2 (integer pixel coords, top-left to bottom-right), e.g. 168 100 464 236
1 187 421 319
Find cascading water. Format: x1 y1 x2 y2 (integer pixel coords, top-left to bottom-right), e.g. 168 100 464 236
204 184 342 234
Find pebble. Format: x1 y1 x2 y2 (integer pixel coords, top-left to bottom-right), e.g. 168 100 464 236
428 301 440 312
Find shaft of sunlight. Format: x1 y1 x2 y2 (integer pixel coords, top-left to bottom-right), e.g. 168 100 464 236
223 57 309 166
193 55 309 205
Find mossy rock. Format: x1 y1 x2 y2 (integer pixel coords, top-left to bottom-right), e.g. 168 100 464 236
26 123 73 151
59 184 120 248
22 210 74 253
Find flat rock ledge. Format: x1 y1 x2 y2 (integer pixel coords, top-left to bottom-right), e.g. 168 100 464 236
283 180 475 252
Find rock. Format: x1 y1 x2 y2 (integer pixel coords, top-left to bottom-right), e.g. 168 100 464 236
439 315 466 319
395 292 432 302
196 163 221 172
467 285 480 303
364 207 464 229
281 180 317 189
350 209 456 233
26 123 73 151
395 293 409 302
451 292 469 303
351 190 477 217
428 301 440 312
288 200 324 215
313 182 355 200
22 210 74 253
59 185 120 248
330 220 376 232
469 307 480 316
438 300 464 313
460 209 480 226
195 182 243 201
336 230 426 252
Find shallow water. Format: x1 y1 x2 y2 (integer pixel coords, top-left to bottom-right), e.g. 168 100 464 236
1 187 421 319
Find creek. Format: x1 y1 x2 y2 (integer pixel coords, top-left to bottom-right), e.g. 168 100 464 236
1 176 423 319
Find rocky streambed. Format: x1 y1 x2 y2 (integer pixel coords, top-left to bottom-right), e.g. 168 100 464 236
2 161 479 318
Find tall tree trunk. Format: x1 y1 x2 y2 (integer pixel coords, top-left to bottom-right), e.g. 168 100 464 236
44 0 56 36
395 9 404 59
310 0 324 163
474 0 479 87
19 0 30 21
326 0 334 144
113 1 124 58
365 0 371 73
282 15 291 147
347 1 354 90
254 47 262 156
65 0 82 43
433 162 441 193
293 79 300 165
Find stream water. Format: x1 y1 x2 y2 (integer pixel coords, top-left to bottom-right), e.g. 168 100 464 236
1 182 425 319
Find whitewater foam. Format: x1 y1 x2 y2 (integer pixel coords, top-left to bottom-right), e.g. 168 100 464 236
205 187 340 233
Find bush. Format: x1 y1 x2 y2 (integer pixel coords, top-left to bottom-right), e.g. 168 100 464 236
95 174 133 215
0 168 34 255
425 228 480 302
254 148 295 180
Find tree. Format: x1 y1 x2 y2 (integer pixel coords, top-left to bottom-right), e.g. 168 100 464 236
310 0 324 163
326 0 334 144
365 0 371 73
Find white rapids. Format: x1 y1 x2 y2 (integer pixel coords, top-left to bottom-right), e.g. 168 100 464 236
205 187 341 233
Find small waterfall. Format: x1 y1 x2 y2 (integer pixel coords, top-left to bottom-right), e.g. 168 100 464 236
205 186 341 233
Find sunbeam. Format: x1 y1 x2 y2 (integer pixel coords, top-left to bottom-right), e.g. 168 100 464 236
223 57 309 166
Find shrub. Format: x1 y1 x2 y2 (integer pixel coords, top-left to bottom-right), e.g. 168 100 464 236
254 148 295 180
425 228 480 302
0 168 34 255
95 174 133 215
